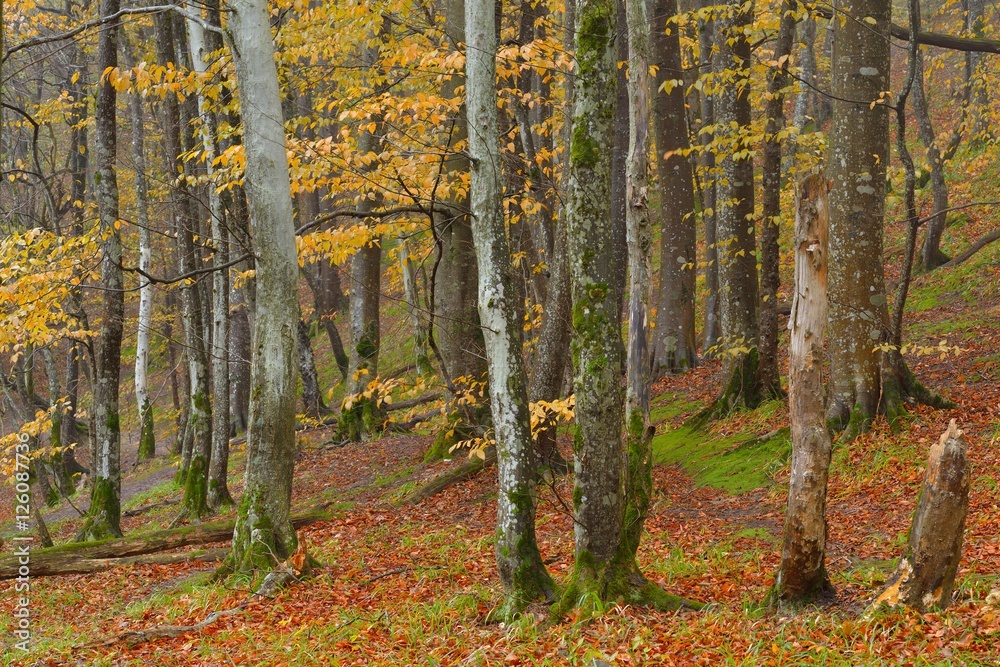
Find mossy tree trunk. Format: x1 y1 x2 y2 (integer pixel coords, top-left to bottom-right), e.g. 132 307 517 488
650 0 697 375
41 348 73 496
191 0 234 511
825 0 891 439
297 318 327 419
155 10 212 515
342 28 386 443
912 50 951 271
772 174 834 605
710 0 764 414
222 0 302 578
123 37 156 463
560 0 626 607
553 0 693 617
79 0 124 541
465 0 554 618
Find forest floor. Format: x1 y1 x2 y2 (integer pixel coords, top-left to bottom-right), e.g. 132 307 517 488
4 150 1000 665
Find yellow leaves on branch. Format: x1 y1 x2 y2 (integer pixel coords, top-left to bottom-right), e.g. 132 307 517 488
0 228 96 352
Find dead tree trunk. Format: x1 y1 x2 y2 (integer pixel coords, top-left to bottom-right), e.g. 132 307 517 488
772 174 834 605
873 420 969 611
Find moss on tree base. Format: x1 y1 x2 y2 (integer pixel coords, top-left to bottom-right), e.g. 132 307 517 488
76 477 123 541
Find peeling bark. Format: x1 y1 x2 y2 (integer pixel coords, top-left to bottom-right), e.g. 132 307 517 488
873 420 969 611
773 174 834 605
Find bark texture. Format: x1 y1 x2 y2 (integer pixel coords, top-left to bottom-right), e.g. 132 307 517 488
123 39 155 462
79 0 124 541
650 0 697 374
826 0 892 435
873 420 969 611
773 174 834 604
711 0 762 413
465 0 554 617
223 0 302 576
757 1 797 397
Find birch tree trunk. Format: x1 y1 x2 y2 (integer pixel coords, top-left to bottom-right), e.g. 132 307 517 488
773 174 834 604
650 0 697 374
123 39 156 462
465 0 553 618
222 0 302 576
79 0 124 541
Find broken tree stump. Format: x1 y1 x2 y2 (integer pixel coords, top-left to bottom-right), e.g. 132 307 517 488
873 420 969 611
773 173 834 604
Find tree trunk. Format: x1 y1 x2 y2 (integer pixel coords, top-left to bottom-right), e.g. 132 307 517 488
189 0 234 510
429 0 489 455
123 37 156 462
913 51 951 271
697 0 719 355
78 0 124 541
465 0 554 618
621 0 655 567
772 174 834 604
155 10 211 516
965 0 988 140
297 319 327 419
559 0 626 599
399 237 432 377
41 348 73 495
757 1 797 397
609 0 629 314
794 16 817 131
650 0 697 374
711 0 763 414
222 0 303 576
826 0 892 438
873 420 968 611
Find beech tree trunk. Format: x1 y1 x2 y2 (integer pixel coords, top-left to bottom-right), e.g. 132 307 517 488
298 319 327 419
561 0 626 594
873 420 969 611
621 0 656 566
223 0 302 576
190 1 234 510
757 1 797 397
123 38 155 462
826 0 892 437
794 16 817 131
711 0 762 413
697 0 719 355
465 0 554 617
773 174 834 604
609 0 629 313
913 51 951 271
342 30 386 441
650 0 697 374
79 0 124 541
155 9 212 517
399 237 432 377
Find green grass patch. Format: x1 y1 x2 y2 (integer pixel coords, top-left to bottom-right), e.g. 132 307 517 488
652 426 791 494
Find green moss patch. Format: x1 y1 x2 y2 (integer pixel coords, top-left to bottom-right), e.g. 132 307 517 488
652 426 791 494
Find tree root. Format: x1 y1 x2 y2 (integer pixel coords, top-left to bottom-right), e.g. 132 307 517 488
74 600 250 650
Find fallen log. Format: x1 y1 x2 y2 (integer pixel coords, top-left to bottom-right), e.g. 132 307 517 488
385 391 442 413
941 229 1000 269
0 506 330 580
398 447 497 505
872 420 969 611
16 548 228 579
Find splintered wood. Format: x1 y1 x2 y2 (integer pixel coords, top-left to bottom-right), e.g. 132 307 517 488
873 419 969 611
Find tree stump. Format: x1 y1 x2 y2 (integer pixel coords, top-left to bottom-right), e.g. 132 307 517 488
873 420 969 611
